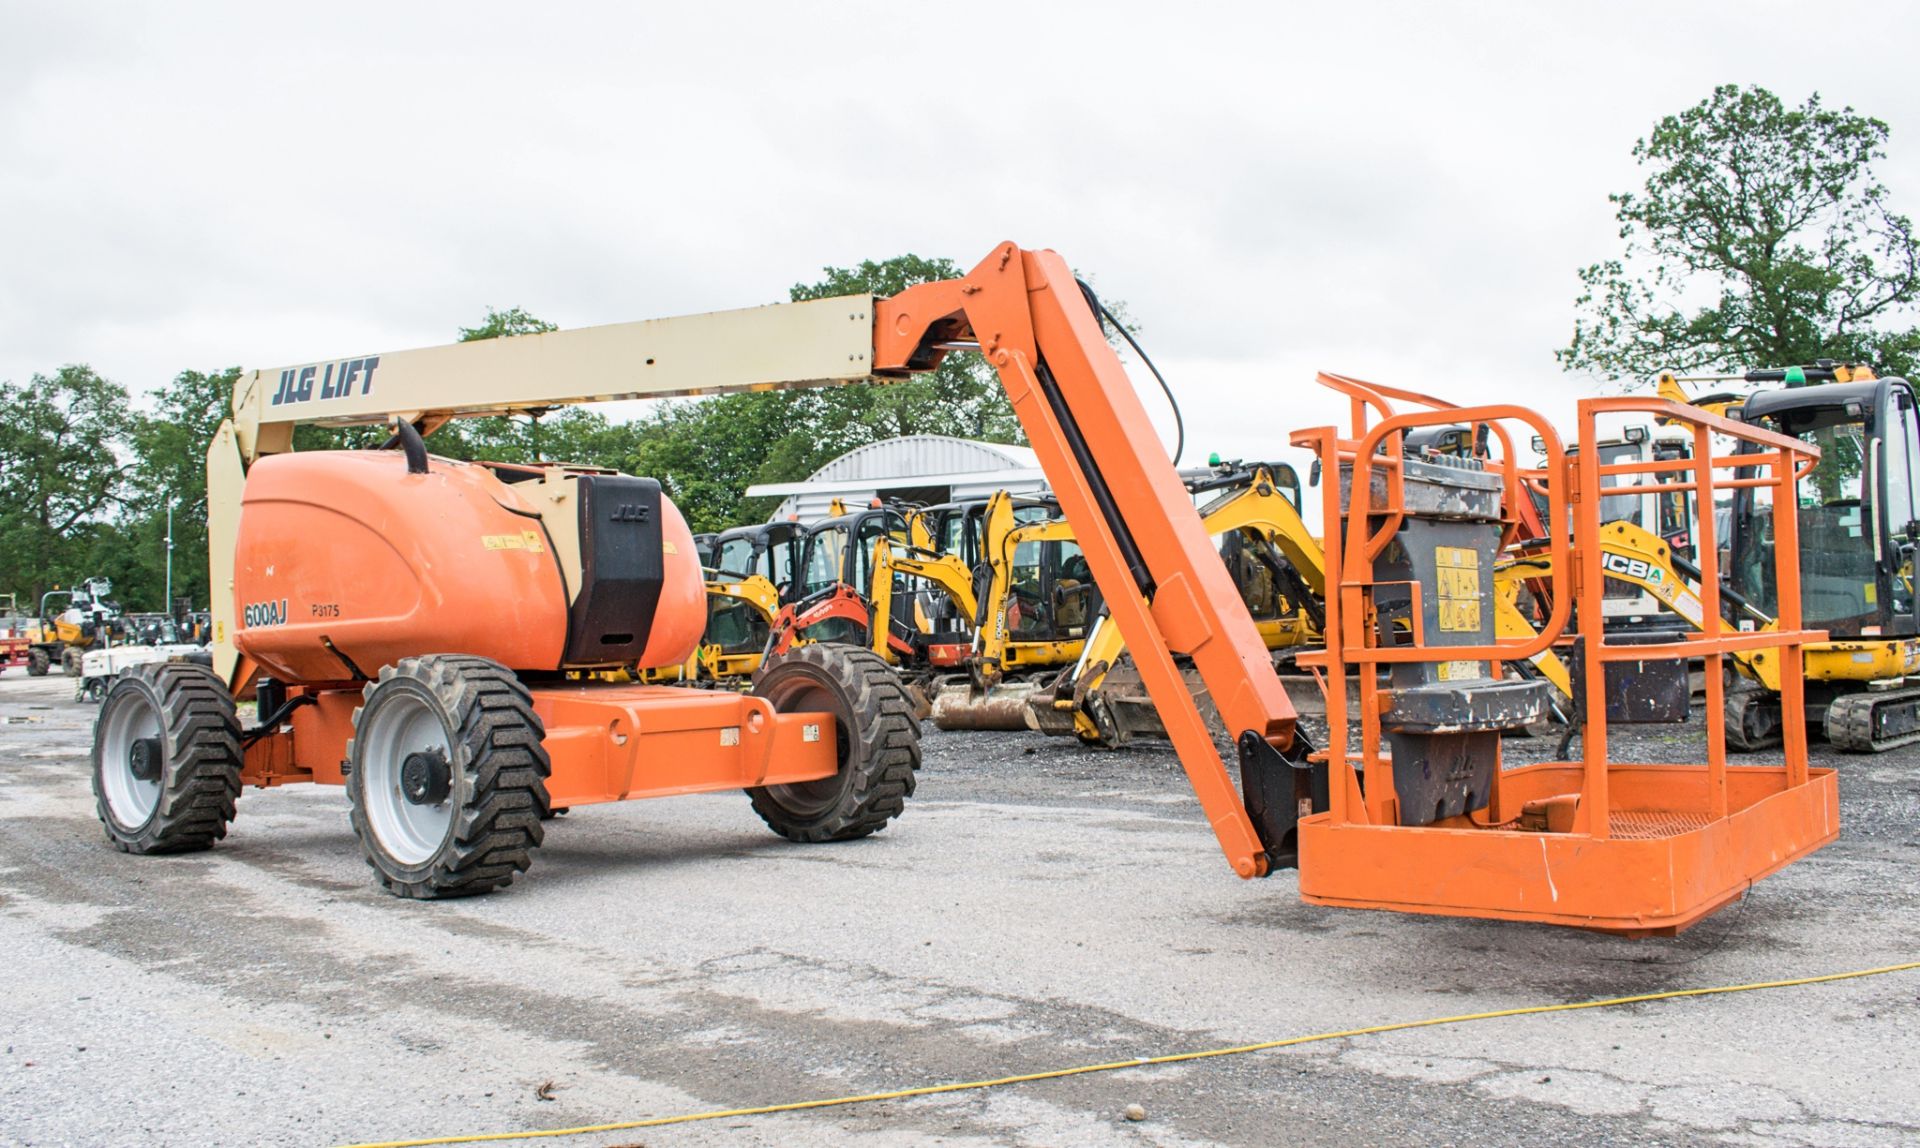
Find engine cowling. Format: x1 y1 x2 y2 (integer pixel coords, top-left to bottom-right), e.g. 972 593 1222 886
232 451 706 684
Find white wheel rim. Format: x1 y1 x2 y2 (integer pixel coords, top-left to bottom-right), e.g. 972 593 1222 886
360 691 455 866
99 690 163 828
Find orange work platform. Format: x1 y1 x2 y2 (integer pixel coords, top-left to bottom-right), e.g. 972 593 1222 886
1290 380 1834 935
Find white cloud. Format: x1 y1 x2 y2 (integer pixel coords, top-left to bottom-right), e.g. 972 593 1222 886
3 0 1916 457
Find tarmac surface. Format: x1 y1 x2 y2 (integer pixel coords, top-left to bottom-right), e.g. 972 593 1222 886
1 666 1916 1147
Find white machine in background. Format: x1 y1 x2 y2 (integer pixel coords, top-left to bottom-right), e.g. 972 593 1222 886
77 644 212 703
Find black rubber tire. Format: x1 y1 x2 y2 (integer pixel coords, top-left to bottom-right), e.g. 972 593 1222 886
346 655 551 899
747 644 918 842
91 663 242 854
26 647 49 676
61 646 84 677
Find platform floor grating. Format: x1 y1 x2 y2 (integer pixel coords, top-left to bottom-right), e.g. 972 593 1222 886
1608 810 1716 839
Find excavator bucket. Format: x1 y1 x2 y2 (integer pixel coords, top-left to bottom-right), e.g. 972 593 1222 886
929 677 1047 731
1291 381 1838 934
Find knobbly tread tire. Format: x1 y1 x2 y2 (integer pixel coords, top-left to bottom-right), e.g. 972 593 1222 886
1825 689 1920 753
92 663 242 854
62 646 84 677
347 655 550 899
747 644 919 842
26 647 50 676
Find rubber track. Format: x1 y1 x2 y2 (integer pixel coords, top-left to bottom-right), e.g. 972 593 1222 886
750 644 919 842
97 663 242 853
1723 685 1782 753
348 655 551 898
1826 687 1920 753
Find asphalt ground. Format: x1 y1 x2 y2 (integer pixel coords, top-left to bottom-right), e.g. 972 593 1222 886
1 666 1916 1147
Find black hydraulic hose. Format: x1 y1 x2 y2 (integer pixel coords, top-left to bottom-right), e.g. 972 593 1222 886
1076 278 1183 466
241 693 316 746
378 419 431 474
1033 356 1155 596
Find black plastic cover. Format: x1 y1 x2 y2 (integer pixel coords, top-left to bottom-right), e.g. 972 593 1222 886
564 475 666 666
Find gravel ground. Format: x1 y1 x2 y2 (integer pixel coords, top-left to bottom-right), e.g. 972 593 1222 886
1 666 1916 1148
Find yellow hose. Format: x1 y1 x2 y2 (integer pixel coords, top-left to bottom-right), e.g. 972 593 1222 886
339 958 1920 1148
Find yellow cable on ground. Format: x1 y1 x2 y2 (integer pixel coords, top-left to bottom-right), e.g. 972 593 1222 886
339 959 1920 1148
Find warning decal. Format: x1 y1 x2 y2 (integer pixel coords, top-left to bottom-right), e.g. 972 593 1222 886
1435 546 1482 633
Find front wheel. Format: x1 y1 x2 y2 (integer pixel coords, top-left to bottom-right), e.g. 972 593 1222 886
747 644 919 842
347 655 550 899
92 664 242 854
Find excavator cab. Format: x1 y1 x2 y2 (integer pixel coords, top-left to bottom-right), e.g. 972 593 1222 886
1730 374 1919 633
1723 368 1920 750
698 521 806 671
792 507 913 645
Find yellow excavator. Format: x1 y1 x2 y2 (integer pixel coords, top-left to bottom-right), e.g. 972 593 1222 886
1026 461 1326 745
920 491 1100 729
1719 364 1920 751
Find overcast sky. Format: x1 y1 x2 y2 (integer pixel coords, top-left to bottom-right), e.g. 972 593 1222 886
4 1 1918 470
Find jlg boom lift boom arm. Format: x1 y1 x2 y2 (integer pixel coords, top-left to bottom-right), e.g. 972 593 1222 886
212 243 1301 879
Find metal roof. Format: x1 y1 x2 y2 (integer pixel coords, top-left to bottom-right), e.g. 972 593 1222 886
746 435 1045 522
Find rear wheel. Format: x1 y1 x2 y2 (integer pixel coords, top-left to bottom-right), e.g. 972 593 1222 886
347 655 550 899
91 663 242 853
748 644 918 841
26 647 50 676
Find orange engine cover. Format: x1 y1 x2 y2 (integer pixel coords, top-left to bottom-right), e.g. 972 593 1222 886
232 451 706 683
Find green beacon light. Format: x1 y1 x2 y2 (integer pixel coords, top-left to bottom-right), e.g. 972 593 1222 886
1784 365 1807 386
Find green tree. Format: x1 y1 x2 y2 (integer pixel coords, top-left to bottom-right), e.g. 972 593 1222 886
0 366 135 603
457 306 557 342
421 304 640 465
629 255 1032 532
105 367 241 609
1560 85 1920 384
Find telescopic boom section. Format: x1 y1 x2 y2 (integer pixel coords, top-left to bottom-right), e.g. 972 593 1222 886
874 245 1299 877
211 242 1297 878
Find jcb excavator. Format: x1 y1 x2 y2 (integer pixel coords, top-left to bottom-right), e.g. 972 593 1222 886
758 491 1095 727
1715 364 1920 751
924 491 1100 729
89 243 1835 934
1026 461 1323 745
648 520 805 683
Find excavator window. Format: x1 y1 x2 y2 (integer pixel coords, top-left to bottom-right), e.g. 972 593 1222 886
1732 412 1877 633
800 525 848 597
1879 385 1920 616
715 536 758 579
1006 539 1098 641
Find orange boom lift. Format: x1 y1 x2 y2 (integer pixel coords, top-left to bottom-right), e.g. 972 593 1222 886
90 244 1836 931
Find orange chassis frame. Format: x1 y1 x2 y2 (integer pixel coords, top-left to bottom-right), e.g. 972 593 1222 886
235 244 1834 933
1291 378 1835 935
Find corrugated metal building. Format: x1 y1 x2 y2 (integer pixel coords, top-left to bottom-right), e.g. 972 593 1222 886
745 435 1045 522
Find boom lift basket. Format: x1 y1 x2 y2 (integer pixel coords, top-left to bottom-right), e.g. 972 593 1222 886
1292 380 1838 935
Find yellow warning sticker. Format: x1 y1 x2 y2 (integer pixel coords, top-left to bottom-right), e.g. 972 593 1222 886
482 531 546 554
1435 546 1481 633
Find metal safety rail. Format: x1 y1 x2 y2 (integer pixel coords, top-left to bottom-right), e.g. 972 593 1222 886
1289 381 1836 934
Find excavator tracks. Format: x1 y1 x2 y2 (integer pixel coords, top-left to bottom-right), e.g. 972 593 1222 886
1825 686 1920 753
1723 684 1783 752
